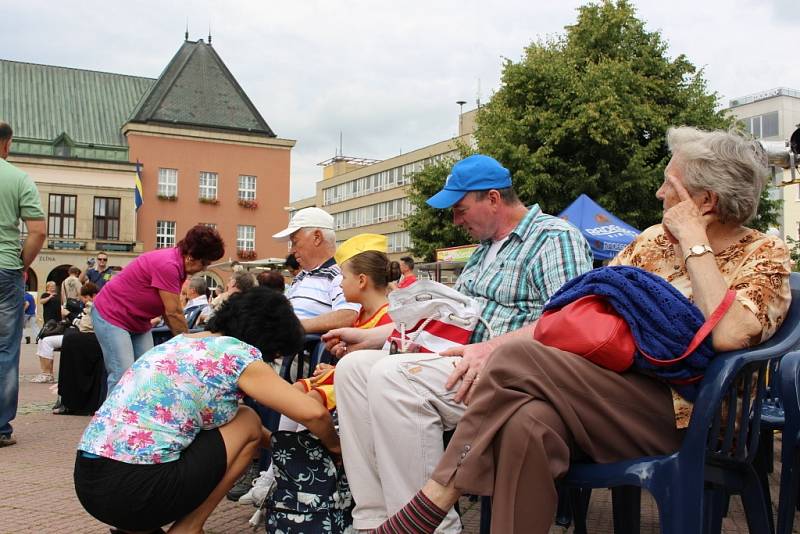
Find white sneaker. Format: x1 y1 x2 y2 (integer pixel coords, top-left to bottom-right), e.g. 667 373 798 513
239 464 275 506
30 373 54 383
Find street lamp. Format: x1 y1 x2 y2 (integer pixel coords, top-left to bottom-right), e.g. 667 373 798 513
456 100 467 135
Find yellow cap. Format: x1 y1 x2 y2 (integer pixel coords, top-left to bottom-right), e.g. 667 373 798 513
334 233 388 266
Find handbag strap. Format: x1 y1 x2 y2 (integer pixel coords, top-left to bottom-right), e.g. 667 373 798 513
640 289 737 367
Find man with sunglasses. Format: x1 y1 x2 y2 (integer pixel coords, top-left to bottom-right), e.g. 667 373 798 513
80 253 114 290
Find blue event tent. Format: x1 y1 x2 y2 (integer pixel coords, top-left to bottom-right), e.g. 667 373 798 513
559 194 640 261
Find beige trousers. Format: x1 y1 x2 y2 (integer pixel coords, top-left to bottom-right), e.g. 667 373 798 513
335 350 466 532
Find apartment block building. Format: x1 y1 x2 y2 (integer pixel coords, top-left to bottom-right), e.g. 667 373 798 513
292 109 477 259
725 87 800 239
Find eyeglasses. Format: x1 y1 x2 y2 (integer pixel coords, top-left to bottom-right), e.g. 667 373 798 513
97 258 108 262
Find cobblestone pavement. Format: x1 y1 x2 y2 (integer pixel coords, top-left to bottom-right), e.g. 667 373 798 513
2 342 797 533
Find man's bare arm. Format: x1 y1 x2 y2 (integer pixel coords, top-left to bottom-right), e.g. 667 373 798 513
301 309 359 334
20 219 45 270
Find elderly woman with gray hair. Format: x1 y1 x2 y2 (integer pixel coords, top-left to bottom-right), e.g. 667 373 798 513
370 127 792 534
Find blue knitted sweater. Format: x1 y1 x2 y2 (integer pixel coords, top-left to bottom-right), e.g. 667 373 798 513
544 266 714 401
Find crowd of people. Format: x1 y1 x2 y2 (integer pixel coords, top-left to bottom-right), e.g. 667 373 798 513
0 119 793 534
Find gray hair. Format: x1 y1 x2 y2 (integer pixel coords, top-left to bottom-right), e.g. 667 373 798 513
231 271 257 292
189 275 207 295
304 227 336 246
666 126 768 225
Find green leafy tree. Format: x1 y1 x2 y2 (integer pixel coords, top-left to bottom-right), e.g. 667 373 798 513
750 188 782 233
405 0 780 257
475 0 777 230
405 153 472 261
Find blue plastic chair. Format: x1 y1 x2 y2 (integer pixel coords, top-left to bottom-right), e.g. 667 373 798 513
278 333 332 382
562 272 800 534
151 305 202 345
770 350 800 534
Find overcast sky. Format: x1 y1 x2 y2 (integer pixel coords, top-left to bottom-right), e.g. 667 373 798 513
3 0 799 200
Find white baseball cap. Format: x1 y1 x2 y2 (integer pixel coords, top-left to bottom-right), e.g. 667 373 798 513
272 207 334 240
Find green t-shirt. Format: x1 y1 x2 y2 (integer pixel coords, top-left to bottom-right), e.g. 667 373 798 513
0 159 44 269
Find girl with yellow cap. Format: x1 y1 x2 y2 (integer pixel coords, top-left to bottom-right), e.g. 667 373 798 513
292 234 401 411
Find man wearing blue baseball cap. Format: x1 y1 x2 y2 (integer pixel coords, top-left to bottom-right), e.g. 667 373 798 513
330 154 593 532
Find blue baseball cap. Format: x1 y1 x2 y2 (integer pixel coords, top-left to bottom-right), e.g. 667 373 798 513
426 155 512 209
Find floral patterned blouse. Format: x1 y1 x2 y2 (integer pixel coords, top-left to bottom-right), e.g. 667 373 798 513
610 224 792 428
78 334 261 464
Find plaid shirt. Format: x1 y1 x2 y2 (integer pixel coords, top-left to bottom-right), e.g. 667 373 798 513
454 204 593 342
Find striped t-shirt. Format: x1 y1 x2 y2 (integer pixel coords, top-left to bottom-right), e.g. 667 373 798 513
454 204 593 342
287 258 360 320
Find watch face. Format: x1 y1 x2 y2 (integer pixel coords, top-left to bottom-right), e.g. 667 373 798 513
691 245 705 254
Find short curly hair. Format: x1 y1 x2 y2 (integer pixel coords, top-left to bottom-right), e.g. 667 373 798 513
207 286 304 362
177 225 225 263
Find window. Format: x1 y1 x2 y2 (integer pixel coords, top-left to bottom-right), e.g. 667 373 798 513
238 175 257 201
93 197 121 240
158 168 178 197
202 274 221 294
237 225 256 251
48 194 77 238
156 220 176 248
743 111 780 139
199 171 218 200
388 231 411 253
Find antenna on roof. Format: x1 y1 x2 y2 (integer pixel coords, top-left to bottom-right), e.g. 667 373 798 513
185 19 189 41
208 24 212 44
476 78 482 109
339 131 343 157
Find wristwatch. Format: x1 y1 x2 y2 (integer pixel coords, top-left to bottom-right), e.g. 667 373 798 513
684 244 714 263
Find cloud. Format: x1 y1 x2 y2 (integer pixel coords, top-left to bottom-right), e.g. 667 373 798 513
3 0 800 201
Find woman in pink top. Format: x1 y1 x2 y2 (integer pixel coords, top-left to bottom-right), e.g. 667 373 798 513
92 225 225 393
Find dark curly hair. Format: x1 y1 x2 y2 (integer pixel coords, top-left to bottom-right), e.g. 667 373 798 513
177 225 225 263
207 286 304 362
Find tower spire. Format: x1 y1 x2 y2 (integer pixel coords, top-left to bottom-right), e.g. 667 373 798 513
185 19 189 41
208 24 212 44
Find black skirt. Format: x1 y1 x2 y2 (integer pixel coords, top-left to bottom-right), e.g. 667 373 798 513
73 428 227 531
57 332 105 413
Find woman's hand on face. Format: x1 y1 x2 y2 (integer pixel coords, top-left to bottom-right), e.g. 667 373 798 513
661 176 714 246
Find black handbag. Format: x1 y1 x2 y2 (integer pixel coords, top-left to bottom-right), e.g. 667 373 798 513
38 319 69 340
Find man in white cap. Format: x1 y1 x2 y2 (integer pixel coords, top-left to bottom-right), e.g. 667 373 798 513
273 207 360 333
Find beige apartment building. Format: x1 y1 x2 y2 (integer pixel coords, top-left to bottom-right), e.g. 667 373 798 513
292 109 477 259
725 87 800 239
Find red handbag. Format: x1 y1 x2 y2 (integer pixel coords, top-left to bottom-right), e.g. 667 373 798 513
534 295 635 372
533 290 737 374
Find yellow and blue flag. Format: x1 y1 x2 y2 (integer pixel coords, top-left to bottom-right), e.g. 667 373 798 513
134 161 144 211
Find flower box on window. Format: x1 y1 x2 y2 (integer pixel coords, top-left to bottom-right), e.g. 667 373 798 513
157 194 178 201
237 249 257 260
238 199 258 209
199 197 219 205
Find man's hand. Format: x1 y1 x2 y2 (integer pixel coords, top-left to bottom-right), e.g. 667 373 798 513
443 340 495 405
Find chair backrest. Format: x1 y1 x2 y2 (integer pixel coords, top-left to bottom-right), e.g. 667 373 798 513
185 305 203 330
779 350 800 437
682 273 800 467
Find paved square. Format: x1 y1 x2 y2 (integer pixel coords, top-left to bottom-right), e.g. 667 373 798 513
2 342 796 533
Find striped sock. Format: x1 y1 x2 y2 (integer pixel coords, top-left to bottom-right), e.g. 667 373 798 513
372 491 447 533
